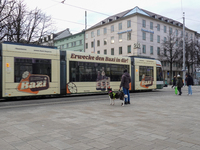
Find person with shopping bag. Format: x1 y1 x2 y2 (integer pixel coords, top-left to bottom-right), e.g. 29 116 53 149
176 75 183 95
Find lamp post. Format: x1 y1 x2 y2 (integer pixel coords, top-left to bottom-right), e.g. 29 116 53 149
183 12 186 86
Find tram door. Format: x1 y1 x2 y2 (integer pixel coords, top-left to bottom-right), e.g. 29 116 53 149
131 57 135 91
60 51 66 95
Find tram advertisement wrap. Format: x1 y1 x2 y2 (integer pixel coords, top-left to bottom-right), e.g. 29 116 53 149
17 71 50 94
140 74 153 88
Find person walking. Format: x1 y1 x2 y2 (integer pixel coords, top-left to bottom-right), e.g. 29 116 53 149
176 75 183 95
120 69 131 104
171 76 177 88
186 74 194 95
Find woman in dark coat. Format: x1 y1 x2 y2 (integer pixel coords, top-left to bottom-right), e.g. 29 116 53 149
176 75 183 95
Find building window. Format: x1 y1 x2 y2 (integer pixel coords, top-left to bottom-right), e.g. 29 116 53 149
164 61 166 66
66 43 69 48
173 62 175 67
97 29 100 36
142 32 146 40
150 33 153 42
111 25 114 32
97 51 100 54
86 43 88 49
71 42 74 47
150 22 153 29
104 49 107 55
164 37 167 42
157 35 160 43
97 40 100 46
142 45 146 53
181 31 183 37
119 34 122 42
169 27 172 34
164 26 167 33
164 49 167 55
176 29 178 36
79 40 82 45
142 20 146 28
157 24 160 31
150 46 153 54
127 45 131 53
127 32 131 40
85 34 88 39
104 38 107 45
111 36 114 44
111 48 114 55
127 20 131 28
104 27 107 34
119 47 122 54
118 23 122 30
91 41 94 48
74 41 76 46
157 47 160 55
91 31 94 38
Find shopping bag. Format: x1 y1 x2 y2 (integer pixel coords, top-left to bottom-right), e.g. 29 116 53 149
175 86 178 95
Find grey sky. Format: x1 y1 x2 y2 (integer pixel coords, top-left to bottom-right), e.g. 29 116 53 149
24 0 200 34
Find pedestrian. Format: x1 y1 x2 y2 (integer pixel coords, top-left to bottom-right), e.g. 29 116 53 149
176 75 183 95
171 76 176 88
186 74 194 95
120 69 131 104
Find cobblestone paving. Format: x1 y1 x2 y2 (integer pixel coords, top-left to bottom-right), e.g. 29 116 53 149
0 86 200 150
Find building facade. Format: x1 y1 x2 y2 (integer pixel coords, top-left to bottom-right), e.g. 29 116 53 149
39 28 71 46
54 31 85 52
85 6 196 82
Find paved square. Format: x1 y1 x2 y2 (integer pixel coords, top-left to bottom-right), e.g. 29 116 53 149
0 86 200 150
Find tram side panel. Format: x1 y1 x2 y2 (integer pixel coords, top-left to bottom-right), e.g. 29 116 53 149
65 51 131 94
2 42 60 98
134 58 157 90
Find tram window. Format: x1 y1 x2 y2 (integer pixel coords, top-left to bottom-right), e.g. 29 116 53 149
157 67 163 81
14 57 51 82
69 61 129 82
139 66 153 81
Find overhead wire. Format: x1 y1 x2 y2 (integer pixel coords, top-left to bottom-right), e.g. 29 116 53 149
50 0 110 16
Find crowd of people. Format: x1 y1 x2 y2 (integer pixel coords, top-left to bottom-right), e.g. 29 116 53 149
171 73 194 96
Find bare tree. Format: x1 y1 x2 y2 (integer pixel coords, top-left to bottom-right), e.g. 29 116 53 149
0 0 55 43
159 32 182 84
0 0 17 41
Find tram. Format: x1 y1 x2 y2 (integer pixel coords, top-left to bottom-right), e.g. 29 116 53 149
0 42 163 99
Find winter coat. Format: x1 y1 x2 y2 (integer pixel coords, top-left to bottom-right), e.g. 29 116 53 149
120 72 131 89
186 75 194 86
176 76 183 88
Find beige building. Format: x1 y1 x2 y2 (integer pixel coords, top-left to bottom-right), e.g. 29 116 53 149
85 6 196 81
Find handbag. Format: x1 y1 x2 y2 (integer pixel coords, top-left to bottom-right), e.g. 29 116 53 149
175 86 178 95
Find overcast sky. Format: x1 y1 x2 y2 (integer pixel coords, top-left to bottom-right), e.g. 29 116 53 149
24 0 200 34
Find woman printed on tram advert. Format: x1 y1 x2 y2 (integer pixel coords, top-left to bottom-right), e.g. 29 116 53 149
119 69 131 104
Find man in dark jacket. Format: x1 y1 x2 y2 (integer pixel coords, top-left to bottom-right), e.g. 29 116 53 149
171 76 176 88
176 75 183 95
120 69 131 104
186 74 194 95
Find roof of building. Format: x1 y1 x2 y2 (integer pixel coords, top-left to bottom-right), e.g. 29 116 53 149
87 6 192 31
54 28 72 41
